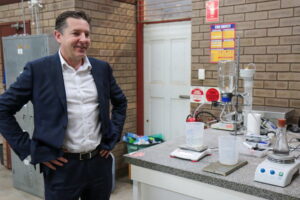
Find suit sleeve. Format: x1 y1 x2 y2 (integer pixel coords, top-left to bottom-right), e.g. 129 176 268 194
100 64 127 150
0 63 33 160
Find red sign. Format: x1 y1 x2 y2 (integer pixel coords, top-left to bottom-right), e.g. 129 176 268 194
191 88 204 103
206 88 220 102
206 0 219 22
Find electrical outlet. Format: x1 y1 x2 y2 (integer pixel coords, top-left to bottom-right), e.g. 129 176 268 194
198 69 205 80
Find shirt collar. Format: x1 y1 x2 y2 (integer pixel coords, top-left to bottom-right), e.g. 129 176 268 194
58 49 92 71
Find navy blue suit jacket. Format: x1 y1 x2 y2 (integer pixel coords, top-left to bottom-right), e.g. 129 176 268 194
0 53 127 164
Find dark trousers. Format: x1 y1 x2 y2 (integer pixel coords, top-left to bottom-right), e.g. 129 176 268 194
42 154 112 200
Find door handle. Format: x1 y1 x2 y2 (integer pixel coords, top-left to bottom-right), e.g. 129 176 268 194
179 95 190 99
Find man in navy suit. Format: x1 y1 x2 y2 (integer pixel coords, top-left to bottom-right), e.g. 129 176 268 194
0 11 127 200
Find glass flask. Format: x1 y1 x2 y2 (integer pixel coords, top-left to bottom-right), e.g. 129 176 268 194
217 60 237 102
273 119 290 155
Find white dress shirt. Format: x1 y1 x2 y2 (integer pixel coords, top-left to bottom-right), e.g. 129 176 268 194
59 51 102 153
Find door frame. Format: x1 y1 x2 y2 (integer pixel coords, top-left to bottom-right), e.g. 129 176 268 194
136 0 191 135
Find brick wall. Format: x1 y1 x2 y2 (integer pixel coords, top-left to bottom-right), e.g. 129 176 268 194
0 0 137 176
192 0 300 123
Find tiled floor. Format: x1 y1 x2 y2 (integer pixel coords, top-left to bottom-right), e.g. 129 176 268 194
0 165 133 200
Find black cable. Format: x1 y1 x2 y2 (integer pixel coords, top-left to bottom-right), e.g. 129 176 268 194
195 111 219 122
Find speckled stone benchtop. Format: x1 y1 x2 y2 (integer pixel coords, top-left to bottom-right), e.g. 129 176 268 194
124 129 300 200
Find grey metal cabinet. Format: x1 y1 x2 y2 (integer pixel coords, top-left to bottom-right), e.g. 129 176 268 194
2 34 58 198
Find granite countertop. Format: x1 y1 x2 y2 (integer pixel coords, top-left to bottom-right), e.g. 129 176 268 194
124 129 300 200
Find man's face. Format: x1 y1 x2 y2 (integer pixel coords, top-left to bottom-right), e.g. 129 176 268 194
54 18 91 64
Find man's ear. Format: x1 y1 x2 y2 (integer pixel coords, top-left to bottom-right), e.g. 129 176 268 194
54 30 62 43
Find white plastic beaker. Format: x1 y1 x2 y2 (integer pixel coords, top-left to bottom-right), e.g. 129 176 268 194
185 122 204 147
247 113 261 135
218 135 239 165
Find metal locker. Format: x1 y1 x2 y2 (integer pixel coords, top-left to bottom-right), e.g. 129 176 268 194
2 34 59 198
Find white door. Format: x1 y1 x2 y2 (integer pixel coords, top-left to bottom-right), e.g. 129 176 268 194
144 21 191 140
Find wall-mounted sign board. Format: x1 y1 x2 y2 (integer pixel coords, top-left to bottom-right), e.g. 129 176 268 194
190 87 220 104
206 0 219 22
210 23 236 63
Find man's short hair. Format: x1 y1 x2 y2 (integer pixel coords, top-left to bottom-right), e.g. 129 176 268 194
55 11 91 33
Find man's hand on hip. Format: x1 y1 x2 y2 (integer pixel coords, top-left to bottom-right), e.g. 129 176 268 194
99 150 111 158
42 157 68 170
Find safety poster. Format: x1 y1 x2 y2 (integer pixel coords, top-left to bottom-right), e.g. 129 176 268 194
210 23 235 63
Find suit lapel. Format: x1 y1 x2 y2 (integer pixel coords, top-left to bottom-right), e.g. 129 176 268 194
50 55 104 111
51 53 67 111
90 58 105 105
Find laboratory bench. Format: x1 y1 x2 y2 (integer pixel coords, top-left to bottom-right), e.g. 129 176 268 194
124 129 300 200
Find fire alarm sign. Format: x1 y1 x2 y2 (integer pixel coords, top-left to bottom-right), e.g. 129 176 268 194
206 0 219 22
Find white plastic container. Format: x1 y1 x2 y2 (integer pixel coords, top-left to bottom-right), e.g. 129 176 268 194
218 135 239 165
185 122 204 147
247 113 261 135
